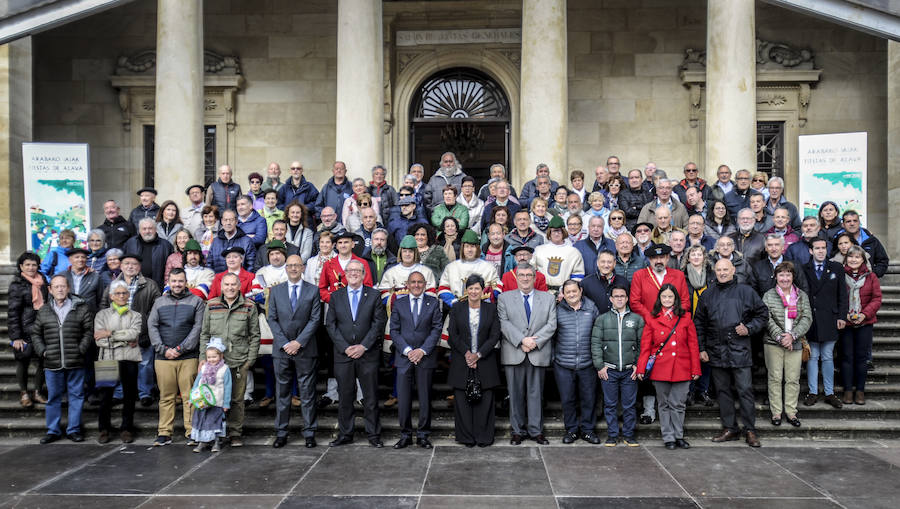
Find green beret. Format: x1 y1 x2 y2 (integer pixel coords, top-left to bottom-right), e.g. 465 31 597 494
548 215 565 230
399 235 417 249
184 239 202 253
461 229 480 245
266 239 287 252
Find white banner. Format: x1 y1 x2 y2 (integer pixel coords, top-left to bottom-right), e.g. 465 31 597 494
798 132 867 225
22 143 91 255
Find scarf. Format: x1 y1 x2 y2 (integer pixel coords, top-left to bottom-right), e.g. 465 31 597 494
532 213 550 231
112 302 130 316
201 358 224 385
845 265 869 314
443 233 458 262
21 272 45 310
775 284 799 319
662 306 674 320
686 264 707 291
606 224 628 239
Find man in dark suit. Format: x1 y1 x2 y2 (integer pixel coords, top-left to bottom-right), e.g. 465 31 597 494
268 255 322 449
389 271 443 449
324 259 387 447
801 236 848 409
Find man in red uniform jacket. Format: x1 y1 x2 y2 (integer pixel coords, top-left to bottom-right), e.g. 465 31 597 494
500 246 548 292
319 232 373 303
629 243 690 321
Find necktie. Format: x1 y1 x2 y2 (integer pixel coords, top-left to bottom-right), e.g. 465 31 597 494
351 289 359 321
290 284 298 311
413 297 420 327
816 264 823 280
524 294 532 323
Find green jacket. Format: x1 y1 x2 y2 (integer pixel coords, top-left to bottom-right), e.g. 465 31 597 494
591 307 644 371
430 203 470 231
762 287 812 349
200 294 260 369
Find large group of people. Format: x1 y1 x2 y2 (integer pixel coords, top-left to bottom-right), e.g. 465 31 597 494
9 155 887 450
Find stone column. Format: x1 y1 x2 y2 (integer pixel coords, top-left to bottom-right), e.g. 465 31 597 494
887 41 900 258
705 0 756 182
0 38 33 262
335 0 383 179
154 0 204 206
520 0 567 185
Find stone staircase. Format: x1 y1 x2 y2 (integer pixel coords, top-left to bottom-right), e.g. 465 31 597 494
1 264 900 441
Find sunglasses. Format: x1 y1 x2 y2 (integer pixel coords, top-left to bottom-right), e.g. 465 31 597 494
291 167 302 170
753 178 766 183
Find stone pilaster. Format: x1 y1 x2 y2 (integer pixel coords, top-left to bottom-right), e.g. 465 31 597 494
154 0 204 206
0 38 33 262
705 0 756 181
335 0 384 179
888 41 900 259
520 0 567 184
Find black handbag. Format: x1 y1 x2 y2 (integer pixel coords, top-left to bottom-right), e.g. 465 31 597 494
11 341 34 361
465 367 482 404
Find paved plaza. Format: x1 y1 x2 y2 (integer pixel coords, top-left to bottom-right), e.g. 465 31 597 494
0 438 898 508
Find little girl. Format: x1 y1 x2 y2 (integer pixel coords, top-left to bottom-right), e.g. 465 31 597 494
191 338 232 453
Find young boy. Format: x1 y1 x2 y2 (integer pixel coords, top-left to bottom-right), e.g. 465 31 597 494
591 281 644 446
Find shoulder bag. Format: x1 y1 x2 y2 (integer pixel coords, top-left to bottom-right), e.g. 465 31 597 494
644 315 681 377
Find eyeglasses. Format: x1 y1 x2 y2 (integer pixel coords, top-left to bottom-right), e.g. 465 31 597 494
285 264 303 269
291 167 302 170
685 168 698 173
736 177 750 181
636 228 650 233
346 269 363 274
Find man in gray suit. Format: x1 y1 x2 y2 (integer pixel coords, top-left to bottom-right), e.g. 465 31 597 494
267 255 322 449
498 263 557 445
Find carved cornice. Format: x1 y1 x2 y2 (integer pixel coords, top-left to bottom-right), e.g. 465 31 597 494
114 49 242 76
680 38 815 72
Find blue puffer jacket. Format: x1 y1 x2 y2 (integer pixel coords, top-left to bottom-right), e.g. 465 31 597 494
315 177 353 221
237 209 268 247
554 297 600 370
387 210 426 246
206 227 257 273
277 176 319 211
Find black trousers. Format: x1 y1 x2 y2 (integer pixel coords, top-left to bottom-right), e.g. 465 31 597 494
334 356 380 440
454 388 495 446
98 361 139 432
397 363 434 438
16 355 44 393
711 366 756 432
274 354 318 438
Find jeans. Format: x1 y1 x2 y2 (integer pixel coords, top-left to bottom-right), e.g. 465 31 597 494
138 347 156 400
553 363 597 435
807 340 836 396
600 368 637 439
45 368 85 436
690 362 711 395
841 325 873 391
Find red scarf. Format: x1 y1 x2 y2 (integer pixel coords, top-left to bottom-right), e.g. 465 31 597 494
775 285 798 319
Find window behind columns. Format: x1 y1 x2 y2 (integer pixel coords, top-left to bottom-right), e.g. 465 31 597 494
144 125 217 188
757 121 784 181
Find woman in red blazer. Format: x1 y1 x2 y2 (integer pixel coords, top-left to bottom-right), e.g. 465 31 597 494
637 283 701 450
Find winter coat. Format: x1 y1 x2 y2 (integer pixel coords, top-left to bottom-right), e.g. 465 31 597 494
314 177 353 221
638 199 689 230
206 227 257 273
423 168 466 211
591 307 644 371
97 215 136 250
637 311 701 382
200 295 260 369
800 259 848 343
614 253 649 283
31 296 94 370
845 267 883 326
237 209 268 247
122 235 174 288
148 291 206 358
723 187 754 220
693 278 769 368
100 273 161 347
63 268 104 312
730 229 766 265
430 202 470 231
40 246 70 277
619 186 653 229
87 248 108 273
703 219 736 241
206 179 242 212
93 307 142 362
7 273 49 342
368 182 398 225
554 298 600 370
764 196 802 230
277 176 319 211
156 222 184 245
762 287 812 349
129 203 160 229
750 257 808 297
575 237 617 277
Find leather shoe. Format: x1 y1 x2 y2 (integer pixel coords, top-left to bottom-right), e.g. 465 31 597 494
664 441 676 450
562 432 578 444
824 394 844 409
305 437 317 448
771 416 782 426
532 434 549 445
394 437 413 449
67 433 84 443
711 429 741 443
803 393 819 406
842 391 854 405
317 396 335 409
40 434 61 444
745 430 761 448
698 391 714 406
329 436 353 447
582 432 602 445
510 434 524 445
675 438 691 449
273 436 288 448
417 437 433 449
787 416 801 427
855 391 865 405
369 438 384 448
639 414 653 425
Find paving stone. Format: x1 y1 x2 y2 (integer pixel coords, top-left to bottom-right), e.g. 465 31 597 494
6 494 148 508
557 497 699 508
0 444 110 494
141 495 283 508
698 497 841 508
541 447 684 497
417 495 557 509
293 446 430 496
422 446 552 496
280 495 419 508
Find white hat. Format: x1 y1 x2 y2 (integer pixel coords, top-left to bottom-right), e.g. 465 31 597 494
206 337 227 353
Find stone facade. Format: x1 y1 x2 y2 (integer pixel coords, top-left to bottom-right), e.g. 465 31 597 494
0 0 889 260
